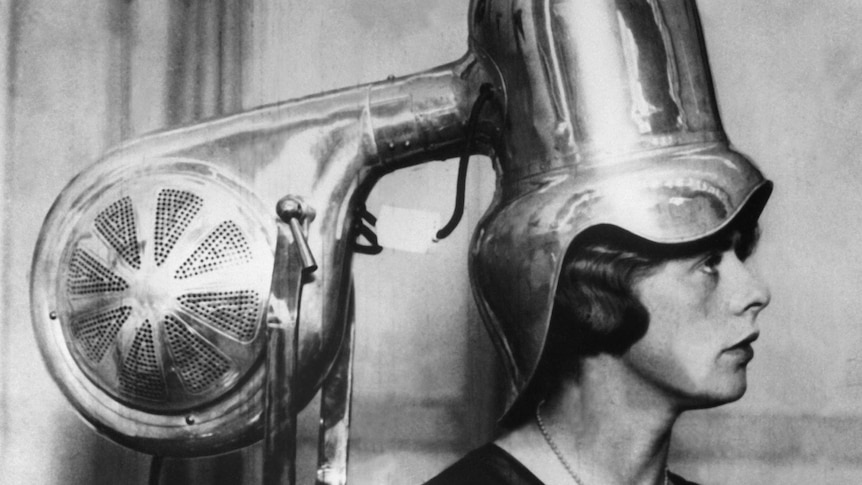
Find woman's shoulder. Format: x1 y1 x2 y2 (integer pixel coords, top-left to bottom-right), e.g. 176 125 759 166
423 443 545 485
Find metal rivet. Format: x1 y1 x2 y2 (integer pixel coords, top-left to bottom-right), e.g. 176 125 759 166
404 141 411 148
186 415 195 425
388 142 395 150
49 311 58 320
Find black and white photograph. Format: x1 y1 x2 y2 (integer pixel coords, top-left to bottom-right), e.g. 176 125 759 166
1 1 861 483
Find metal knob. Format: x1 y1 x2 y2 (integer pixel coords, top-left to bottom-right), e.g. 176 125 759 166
276 196 317 274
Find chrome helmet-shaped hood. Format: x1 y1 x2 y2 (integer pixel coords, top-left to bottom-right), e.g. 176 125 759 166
468 0 771 414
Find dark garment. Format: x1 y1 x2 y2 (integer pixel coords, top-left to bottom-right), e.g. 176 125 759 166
423 443 700 485
424 444 542 485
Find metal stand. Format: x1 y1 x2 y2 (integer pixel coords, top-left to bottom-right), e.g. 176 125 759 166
316 287 355 485
264 196 318 485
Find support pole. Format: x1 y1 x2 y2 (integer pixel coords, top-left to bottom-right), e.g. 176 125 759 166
264 196 317 485
316 286 356 485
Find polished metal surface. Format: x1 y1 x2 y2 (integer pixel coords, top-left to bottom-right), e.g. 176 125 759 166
470 0 726 180
263 215 309 485
31 53 492 457
32 158 273 456
54 160 272 414
467 0 771 415
31 0 770 481
316 293 355 485
276 196 318 273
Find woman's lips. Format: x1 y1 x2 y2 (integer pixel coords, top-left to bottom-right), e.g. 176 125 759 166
723 332 759 363
723 343 754 363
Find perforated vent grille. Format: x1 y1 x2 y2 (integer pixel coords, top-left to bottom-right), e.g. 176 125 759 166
71 306 132 363
94 196 141 269
177 291 261 342
119 322 166 402
164 316 232 394
55 167 270 413
67 249 129 295
175 221 252 279
154 189 203 266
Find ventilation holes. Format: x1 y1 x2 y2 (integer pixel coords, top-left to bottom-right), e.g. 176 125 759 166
67 249 129 295
71 306 132 363
94 196 141 269
119 322 166 402
154 189 203 266
177 291 261 342
174 221 252 279
164 316 232 394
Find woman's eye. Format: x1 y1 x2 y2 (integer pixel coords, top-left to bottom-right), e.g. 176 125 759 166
701 253 723 274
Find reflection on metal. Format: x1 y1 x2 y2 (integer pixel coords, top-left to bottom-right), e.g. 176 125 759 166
276 196 319 274
467 0 771 418
264 200 317 485
31 52 494 458
32 159 273 456
316 290 355 485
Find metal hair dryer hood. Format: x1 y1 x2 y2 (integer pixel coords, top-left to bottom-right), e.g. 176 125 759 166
30 0 767 483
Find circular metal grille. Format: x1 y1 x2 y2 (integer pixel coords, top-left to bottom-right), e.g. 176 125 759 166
54 164 272 414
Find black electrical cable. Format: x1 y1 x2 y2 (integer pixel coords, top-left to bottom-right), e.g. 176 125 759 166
435 83 495 241
351 203 384 255
149 455 163 485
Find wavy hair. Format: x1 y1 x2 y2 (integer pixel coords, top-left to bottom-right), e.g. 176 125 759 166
501 223 760 428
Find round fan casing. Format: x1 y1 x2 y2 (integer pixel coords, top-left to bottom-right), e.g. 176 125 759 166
31 157 274 457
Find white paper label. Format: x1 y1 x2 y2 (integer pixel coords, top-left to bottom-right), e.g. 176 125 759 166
376 205 440 254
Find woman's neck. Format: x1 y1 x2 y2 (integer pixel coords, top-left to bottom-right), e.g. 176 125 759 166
496 355 680 485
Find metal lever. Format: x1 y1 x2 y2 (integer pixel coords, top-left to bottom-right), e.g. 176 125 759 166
264 195 318 485
276 196 318 274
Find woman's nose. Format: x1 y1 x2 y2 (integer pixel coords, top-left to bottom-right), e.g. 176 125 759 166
729 256 771 316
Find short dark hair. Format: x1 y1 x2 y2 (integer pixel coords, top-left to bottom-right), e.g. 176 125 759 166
501 222 760 428
546 222 761 371
536 226 660 385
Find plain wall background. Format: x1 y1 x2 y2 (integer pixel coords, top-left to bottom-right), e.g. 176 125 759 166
2 1 862 483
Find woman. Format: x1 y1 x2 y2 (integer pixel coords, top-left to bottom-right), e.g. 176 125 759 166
427 0 772 483
427 220 770 484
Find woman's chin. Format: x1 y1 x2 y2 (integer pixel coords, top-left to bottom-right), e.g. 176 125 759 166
682 374 749 410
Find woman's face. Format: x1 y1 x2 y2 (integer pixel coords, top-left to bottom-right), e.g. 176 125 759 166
622 236 771 408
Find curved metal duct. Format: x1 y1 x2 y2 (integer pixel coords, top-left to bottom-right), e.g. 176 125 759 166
31 53 495 459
